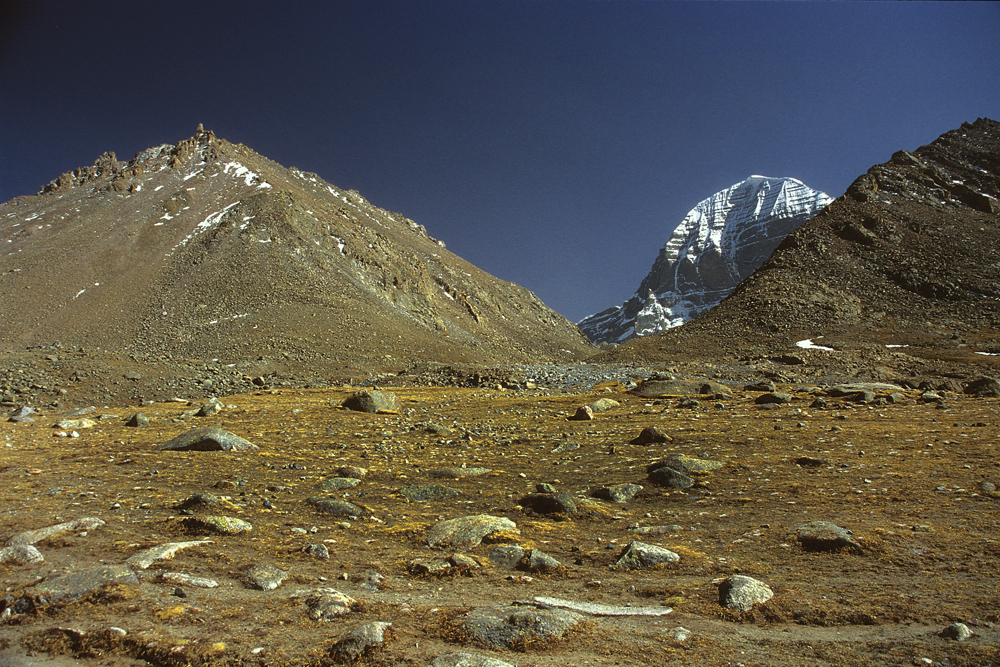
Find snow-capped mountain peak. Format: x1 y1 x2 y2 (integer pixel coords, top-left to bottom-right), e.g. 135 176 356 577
579 176 831 343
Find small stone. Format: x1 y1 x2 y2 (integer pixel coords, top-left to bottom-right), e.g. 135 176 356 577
316 477 362 491
535 482 557 493
614 540 680 569
161 572 219 588
307 497 363 517
197 397 223 416
243 563 288 591
183 515 252 535
304 543 330 559
719 575 773 611
126 412 150 427
329 621 392 662
646 454 724 474
939 622 972 641
301 588 356 620
409 557 453 576
795 521 861 551
631 426 672 445
430 653 516 667
9 406 37 423
591 483 643 503
524 549 562 572
519 491 577 516
0 544 44 565
54 418 96 430
587 397 620 412
489 545 526 569
666 626 692 643
569 405 594 421
336 465 368 478
648 466 693 489
460 606 582 649
756 392 793 405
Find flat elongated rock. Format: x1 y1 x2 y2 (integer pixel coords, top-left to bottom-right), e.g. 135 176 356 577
430 653 516 667
316 477 362 491
427 467 491 478
0 544 44 565
614 540 680 569
398 483 462 501
646 454 724 474
126 539 212 569
460 606 583 649
329 621 392 662
25 564 138 608
6 517 105 546
54 418 96 429
161 572 219 588
587 397 620 412
342 389 400 413
308 497 363 516
161 427 257 451
631 378 730 397
795 521 861 551
719 575 773 611
756 392 792 404
183 515 252 534
427 515 518 549
534 596 673 617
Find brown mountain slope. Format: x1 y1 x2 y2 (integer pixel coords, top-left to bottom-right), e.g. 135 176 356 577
0 128 592 376
597 118 1000 383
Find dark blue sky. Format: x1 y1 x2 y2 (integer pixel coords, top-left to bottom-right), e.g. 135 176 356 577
2 1 998 322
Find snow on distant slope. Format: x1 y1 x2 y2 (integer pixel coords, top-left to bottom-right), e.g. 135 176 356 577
579 176 831 344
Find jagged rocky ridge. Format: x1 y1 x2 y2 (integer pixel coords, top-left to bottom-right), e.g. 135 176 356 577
0 128 592 372
579 176 831 343
598 117 1000 378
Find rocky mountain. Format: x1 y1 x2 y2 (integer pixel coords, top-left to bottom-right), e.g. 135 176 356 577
579 176 831 343
597 117 1000 383
0 127 592 385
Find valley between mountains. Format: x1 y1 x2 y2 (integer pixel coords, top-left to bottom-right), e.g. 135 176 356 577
2 118 1000 666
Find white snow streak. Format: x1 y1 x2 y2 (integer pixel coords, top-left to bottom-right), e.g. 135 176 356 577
795 338 835 351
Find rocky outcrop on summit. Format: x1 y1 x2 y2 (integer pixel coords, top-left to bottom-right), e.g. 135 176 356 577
580 176 830 343
599 118 1000 375
0 128 592 377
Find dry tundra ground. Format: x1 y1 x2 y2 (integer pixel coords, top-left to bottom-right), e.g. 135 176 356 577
1 383 999 666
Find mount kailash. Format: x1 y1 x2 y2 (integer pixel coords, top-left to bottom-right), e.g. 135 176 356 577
579 176 831 344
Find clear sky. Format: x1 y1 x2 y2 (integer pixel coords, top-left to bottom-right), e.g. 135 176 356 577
1 1 998 323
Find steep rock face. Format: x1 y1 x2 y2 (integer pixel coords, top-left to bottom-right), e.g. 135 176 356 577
0 128 592 368
597 117 1000 372
579 176 830 343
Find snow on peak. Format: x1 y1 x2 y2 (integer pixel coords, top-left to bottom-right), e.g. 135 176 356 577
579 176 831 343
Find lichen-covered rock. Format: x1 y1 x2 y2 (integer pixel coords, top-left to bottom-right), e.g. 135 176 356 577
630 426 672 445
183 515 252 534
795 520 861 551
648 466 693 489
329 621 392 662
307 497 363 517
427 515 518 549
460 606 583 649
161 427 257 451
519 491 577 516
591 483 643 503
646 454 724 474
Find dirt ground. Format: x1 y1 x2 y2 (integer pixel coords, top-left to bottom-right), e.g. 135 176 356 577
2 382 998 666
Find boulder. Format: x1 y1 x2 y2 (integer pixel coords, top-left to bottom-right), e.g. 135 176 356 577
161 427 257 451
719 575 773 612
342 389 400 413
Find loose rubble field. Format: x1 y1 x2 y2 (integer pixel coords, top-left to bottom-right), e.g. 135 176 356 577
2 381 999 666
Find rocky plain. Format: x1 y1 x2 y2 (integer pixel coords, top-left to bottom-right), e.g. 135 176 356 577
2 371 1000 667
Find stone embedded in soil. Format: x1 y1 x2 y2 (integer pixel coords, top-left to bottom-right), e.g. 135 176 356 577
964 377 1000 397
534 596 673 617
8 406 37 423
569 405 594 421
613 540 680 569
719 574 773 612
304 543 330 559
795 520 861 551
631 378 731 397
125 539 212 569
342 389 401 413
940 622 972 641
520 491 577 516
489 545 526 568
161 426 258 451
126 412 150 427
316 477 362 491
329 621 392 662
0 544 44 565
307 497 363 516
6 517 105 546
398 483 462 501
646 454 724 474
426 514 519 548
587 397 620 412
336 465 368 478
174 492 222 510
23 564 139 609
183 515 252 535
197 397 224 416
430 653 516 667
755 392 792 405
427 467 492 478
243 563 288 590
54 418 96 429
300 588 357 620
460 606 583 649
161 572 219 588
630 426 672 445
629 524 683 535
409 557 454 576
648 466 693 489
523 549 562 572
591 483 643 503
